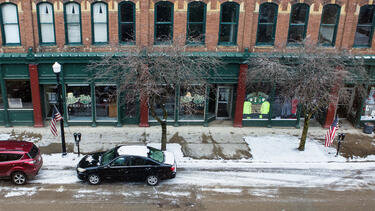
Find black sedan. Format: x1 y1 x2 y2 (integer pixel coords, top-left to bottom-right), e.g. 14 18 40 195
76 145 176 186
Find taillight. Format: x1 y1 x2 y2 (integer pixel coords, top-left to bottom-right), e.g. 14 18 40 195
170 166 175 171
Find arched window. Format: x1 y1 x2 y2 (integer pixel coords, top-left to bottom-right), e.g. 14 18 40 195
318 4 340 46
119 1 135 44
154 1 173 44
256 3 278 45
354 5 375 47
64 2 82 44
37 2 55 44
92 2 108 43
186 1 206 44
0 3 20 45
219 2 239 45
287 3 309 44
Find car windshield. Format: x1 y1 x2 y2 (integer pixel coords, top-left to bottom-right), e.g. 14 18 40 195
28 144 39 158
148 147 164 163
101 147 118 166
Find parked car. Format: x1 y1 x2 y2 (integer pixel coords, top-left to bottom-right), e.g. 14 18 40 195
0 141 43 185
77 145 176 186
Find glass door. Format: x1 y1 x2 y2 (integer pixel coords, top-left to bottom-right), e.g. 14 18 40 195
216 86 233 119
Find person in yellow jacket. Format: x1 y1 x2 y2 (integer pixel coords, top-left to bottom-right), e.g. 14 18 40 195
243 101 252 119
260 101 270 119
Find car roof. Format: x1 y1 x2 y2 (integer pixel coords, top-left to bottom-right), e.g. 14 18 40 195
117 146 149 157
0 141 33 152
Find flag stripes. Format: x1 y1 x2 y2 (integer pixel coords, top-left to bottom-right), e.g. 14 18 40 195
50 105 63 136
325 116 338 147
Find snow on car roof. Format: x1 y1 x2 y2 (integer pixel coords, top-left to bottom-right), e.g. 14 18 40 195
117 146 149 157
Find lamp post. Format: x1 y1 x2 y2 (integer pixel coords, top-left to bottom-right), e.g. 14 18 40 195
53 62 67 156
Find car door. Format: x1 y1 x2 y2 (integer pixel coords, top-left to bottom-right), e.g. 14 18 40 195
127 156 159 181
0 153 10 176
105 156 129 180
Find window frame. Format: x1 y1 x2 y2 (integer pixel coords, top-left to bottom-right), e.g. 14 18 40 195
118 1 136 45
154 1 174 45
255 2 279 46
318 4 340 47
91 1 109 45
37 2 56 46
0 3 21 46
218 2 239 46
353 5 375 48
64 2 82 45
287 3 310 45
186 1 207 45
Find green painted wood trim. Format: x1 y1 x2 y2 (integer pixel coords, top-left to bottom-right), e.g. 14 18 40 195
353 5 375 48
204 86 210 126
318 4 340 47
287 3 310 45
256 3 278 46
91 82 96 126
218 2 239 45
118 1 136 45
91 2 109 44
242 120 269 127
0 3 21 46
116 83 122 127
186 1 206 45
36 2 57 45
267 85 275 128
64 2 83 45
296 104 302 128
355 84 368 128
60 66 68 126
0 65 10 126
174 84 180 126
154 1 174 45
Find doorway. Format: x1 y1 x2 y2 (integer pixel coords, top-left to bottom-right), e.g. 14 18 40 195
216 86 233 119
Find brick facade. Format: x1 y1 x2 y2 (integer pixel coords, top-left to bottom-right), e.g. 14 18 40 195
0 0 374 54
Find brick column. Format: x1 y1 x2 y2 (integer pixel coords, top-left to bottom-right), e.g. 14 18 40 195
233 64 248 127
139 95 149 127
324 79 341 128
29 64 43 127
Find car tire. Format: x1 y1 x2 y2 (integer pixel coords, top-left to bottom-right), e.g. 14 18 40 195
146 175 159 186
11 171 27 185
87 173 101 185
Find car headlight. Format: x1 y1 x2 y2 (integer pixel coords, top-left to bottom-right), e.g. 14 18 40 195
77 167 86 173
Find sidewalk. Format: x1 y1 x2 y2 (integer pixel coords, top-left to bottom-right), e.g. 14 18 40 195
0 119 374 159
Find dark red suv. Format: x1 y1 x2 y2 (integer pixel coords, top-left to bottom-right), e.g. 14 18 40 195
0 141 43 185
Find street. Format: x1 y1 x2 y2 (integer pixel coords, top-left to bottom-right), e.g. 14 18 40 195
1 164 375 211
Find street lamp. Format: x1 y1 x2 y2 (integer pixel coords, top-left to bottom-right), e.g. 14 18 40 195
53 62 67 156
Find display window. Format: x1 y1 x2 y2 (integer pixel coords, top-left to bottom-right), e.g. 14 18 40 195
179 86 205 121
6 80 32 109
43 85 57 118
242 91 270 120
66 84 92 121
272 94 298 119
95 85 117 121
149 89 175 121
361 87 375 120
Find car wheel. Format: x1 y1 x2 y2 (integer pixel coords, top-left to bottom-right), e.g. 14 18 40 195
146 175 159 186
88 174 101 185
12 172 27 185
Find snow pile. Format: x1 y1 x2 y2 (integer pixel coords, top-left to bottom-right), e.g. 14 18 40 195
244 135 346 163
0 134 10 140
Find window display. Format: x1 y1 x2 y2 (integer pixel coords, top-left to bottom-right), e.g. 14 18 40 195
95 85 117 121
361 87 375 120
149 89 175 121
243 92 270 119
272 96 298 119
43 85 57 118
66 84 91 121
6 80 32 109
179 87 205 121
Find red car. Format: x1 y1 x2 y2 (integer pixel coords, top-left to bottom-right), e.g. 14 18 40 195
0 141 43 185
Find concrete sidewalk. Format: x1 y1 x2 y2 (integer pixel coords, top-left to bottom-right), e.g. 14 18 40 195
0 119 373 159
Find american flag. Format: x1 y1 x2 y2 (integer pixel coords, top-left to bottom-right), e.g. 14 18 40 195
325 116 338 147
50 105 63 136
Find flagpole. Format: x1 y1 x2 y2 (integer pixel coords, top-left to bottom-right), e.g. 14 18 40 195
53 62 67 156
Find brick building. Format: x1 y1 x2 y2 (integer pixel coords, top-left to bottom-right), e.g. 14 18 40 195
0 0 374 128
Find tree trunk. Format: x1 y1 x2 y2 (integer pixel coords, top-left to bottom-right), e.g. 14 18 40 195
298 112 313 151
148 103 168 151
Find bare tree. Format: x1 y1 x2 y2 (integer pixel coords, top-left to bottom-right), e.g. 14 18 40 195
88 43 223 150
247 40 368 151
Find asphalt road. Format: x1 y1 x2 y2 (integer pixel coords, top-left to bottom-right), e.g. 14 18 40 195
1 166 375 211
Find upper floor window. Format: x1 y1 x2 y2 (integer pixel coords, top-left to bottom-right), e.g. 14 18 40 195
354 5 375 47
0 3 20 45
37 3 55 44
287 3 309 44
186 2 206 44
92 2 108 44
64 2 81 44
219 2 239 45
155 1 173 44
119 2 135 44
318 4 340 46
256 3 278 45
